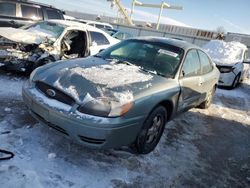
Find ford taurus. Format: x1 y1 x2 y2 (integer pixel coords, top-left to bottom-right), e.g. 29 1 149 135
22 37 219 154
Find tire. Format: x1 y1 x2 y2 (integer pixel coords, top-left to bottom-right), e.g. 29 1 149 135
199 86 216 109
133 106 167 154
230 74 240 89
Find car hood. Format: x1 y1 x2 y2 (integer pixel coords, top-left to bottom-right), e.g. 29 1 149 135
33 57 175 104
0 27 48 45
214 60 239 67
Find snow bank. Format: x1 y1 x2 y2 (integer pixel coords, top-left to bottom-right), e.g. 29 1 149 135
0 76 24 97
203 40 247 64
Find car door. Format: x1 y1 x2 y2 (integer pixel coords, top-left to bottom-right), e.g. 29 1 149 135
89 31 110 55
59 29 89 58
178 49 203 112
197 50 217 101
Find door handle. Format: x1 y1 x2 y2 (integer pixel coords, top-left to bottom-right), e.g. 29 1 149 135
198 78 203 86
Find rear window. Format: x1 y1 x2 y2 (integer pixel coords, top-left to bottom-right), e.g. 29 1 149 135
198 50 213 74
95 24 104 29
21 4 42 20
46 9 62 19
0 2 16 16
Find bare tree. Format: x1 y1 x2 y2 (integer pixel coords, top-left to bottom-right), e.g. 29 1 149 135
216 26 226 40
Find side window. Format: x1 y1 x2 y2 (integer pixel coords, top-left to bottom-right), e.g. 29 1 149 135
46 9 62 19
21 5 42 20
198 50 213 74
105 25 112 29
113 32 124 40
182 50 201 77
0 2 16 16
90 31 110 45
244 50 250 61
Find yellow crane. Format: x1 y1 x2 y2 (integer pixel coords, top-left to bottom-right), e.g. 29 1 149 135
107 0 134 26
131 0 183 30
107 0 183 29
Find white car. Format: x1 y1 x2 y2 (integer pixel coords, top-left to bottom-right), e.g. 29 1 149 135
203 40 250 89
0 19 119 72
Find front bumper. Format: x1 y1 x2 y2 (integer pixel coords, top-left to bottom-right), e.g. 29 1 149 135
218 72 236 87
22 82 144 149
0 59 33 72
0 49 34 72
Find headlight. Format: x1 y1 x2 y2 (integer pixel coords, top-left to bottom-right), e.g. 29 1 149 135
218 66 234 73
77 97 133 117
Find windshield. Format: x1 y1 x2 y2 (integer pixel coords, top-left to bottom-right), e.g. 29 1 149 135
25 21 65 41
98 39 184 77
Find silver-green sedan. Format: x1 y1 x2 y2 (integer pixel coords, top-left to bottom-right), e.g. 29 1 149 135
22 37 219 154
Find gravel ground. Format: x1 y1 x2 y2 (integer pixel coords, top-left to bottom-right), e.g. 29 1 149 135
0 71 249 188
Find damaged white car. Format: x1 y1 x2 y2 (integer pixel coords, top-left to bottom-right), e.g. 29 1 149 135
0 20 119 73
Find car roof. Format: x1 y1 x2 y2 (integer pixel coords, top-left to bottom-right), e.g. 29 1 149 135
46 20 119 42
132 36 201 51
77 19 113 26
48 19 103 31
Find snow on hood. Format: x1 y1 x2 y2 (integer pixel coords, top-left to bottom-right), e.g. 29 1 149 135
52 63 153 104
203 40 247 65
0 27 52 44
69 63 153 88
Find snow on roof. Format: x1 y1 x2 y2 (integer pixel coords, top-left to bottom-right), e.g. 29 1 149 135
203 40 247 64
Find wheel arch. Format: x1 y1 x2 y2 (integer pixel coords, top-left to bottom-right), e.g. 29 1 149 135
156 100 174 121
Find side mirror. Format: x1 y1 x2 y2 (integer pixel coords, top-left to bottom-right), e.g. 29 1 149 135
99 49 104 53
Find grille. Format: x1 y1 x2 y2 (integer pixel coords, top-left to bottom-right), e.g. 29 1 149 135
78 135 105 144
32 111 69 136
36 81 75 106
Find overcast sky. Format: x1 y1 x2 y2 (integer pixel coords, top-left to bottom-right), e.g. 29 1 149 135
34 0 250 34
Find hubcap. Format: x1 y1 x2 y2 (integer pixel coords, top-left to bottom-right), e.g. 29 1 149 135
146 115 162 144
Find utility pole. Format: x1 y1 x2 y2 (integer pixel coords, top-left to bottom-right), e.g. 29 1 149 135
131 0 183 30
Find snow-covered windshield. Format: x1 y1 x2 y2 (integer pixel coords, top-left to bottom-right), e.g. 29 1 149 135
203 40 247 64
25 21 65 42
98 39 184 77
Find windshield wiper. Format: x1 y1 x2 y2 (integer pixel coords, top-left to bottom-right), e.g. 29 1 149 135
139 67 167 78
93 54 104 59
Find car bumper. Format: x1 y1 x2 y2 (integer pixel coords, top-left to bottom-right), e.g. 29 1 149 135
0 60 33 72
218 72 236 87
22 82 144 149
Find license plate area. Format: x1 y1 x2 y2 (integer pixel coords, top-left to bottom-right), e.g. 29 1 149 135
32 100 49 120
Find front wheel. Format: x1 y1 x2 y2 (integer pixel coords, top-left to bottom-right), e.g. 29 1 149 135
133 106 167 154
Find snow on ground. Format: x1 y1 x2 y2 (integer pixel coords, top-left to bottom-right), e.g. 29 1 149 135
0 71 250 187
203 40 247 64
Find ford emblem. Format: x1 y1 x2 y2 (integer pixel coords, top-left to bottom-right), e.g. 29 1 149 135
46 89 56 97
